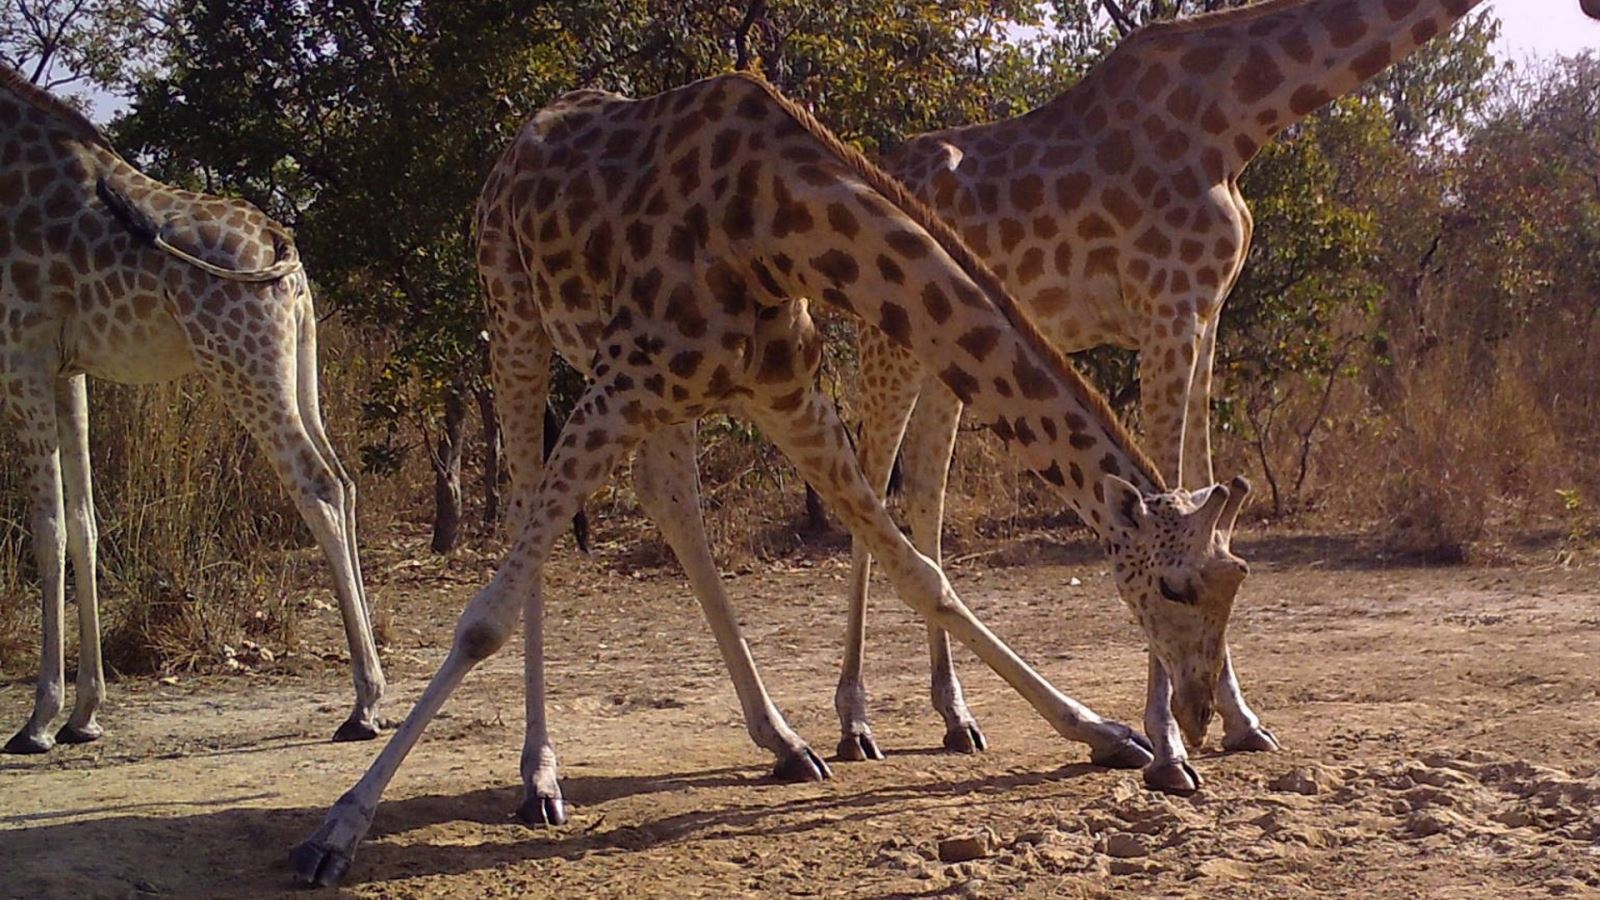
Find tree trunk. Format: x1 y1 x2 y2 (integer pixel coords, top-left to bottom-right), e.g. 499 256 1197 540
431 388 467 553
477 386 502 529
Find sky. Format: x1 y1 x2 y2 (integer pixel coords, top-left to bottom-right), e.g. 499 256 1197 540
1487 0 1600 62
80 2 1600 123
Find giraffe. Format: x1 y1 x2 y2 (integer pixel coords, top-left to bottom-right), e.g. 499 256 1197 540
0 66 385 751
291 72 1256 886
828 0 1600 762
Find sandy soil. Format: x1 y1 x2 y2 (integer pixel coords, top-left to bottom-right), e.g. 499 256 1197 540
3 531 1599 898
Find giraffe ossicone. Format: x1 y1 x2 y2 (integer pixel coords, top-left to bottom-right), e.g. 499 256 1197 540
1 66 386 751
292 72 1253 886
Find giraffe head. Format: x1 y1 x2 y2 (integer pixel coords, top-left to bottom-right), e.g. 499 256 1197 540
1102 474 1251 748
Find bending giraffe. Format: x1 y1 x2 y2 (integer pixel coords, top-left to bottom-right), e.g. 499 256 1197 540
291 73 1253 886
0 67 385 751
828 0 1600 761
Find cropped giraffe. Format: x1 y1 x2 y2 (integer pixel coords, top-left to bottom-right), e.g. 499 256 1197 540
291 73 1254 886
0 66 385 751
830 0 1600 761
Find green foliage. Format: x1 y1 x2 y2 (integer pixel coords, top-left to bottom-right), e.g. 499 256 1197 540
0 0 158 92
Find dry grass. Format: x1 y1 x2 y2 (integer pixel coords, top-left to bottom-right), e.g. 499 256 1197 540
0 317 394 677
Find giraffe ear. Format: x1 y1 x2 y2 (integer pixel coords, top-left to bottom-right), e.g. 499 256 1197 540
1104 475 1148 532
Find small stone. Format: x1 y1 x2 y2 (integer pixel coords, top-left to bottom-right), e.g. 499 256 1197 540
1100 832 1148 859
1406 808 1467 838
1195 858 1251 880
1270 765 1341 796
938 833 993 863
1493 808 1536 828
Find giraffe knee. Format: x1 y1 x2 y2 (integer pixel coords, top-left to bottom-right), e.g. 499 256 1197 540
456 618 511 663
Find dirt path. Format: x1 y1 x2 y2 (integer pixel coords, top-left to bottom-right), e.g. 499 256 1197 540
3 535 1599 898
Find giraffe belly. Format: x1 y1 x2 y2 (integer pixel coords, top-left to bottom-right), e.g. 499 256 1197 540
65 310 197 384
1022 272 1141 353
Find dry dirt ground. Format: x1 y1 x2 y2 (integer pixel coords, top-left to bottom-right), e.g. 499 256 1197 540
3 531 1600 898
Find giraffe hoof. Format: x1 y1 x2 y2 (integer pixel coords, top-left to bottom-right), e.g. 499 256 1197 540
1090 737 1154 770
55 721 103 745
836 733 885 762
942 722 988 754
515 793 568 827
1223 726 1280 753
1143 760 1202 795
3 729 54 755
774 746 832 782
331 716 381 743
289 838 354 887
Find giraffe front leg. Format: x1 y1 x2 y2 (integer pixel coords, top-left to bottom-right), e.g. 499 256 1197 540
1142 655 1200 795
745 388 1151 771
291 565 525 885
634 423 828 782
899 386 985 754
4 365 67 755
1218 649 1279 753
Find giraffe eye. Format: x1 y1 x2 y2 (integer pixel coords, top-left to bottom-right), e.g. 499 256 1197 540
1158 577 1197 605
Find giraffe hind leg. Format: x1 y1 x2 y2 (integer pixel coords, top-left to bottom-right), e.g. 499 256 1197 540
835 329 918 762
898 385 986 754
185 293 385 742
291 293 386 739
55 374 105 744
634 422 827 781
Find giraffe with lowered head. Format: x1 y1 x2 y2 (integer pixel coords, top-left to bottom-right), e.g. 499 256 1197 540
291 72 1254 886
0 66 385 751
829 0 1600 762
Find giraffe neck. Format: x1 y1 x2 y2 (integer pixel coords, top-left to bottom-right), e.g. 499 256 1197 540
726 74 1167 537
802 212 1163 535
1109 0 1485 175
759 165 1165 537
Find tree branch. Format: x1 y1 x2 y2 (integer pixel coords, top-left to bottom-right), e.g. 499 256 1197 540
1099 0 1137 36
732 0 767 72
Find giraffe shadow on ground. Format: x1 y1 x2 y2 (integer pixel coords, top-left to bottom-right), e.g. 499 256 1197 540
1 760 1113 895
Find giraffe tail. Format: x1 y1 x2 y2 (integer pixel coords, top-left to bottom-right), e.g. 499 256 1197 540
96 174 303 283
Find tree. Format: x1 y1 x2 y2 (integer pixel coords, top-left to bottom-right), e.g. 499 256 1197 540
0 0 161 92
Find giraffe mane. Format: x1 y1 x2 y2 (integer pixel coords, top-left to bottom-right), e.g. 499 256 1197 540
728 71 1166 491
0 63 111 147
